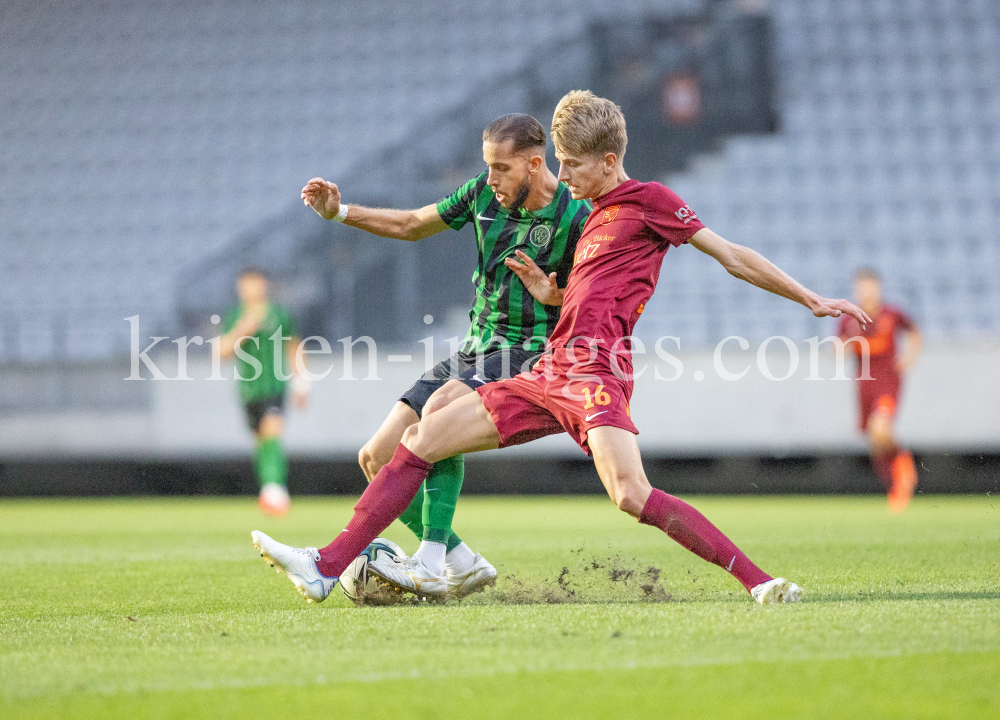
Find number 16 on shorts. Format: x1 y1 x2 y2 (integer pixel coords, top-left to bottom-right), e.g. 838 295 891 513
582 384 610 410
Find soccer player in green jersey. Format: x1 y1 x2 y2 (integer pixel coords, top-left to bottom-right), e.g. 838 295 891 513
301 114 591 598
220 268 309 516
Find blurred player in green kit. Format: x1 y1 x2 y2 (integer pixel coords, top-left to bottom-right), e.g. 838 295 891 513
220 268 309 516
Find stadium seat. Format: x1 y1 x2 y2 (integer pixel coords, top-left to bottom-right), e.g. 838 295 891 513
2 0 999 359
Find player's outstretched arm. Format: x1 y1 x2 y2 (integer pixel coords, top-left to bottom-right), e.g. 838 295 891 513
301 177 448 241
504 250 563 306
689 228 871 327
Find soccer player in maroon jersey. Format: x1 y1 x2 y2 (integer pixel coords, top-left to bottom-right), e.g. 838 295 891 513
251 90 870 605
838 269 922 512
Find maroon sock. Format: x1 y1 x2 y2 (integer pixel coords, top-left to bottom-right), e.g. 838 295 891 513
871 447 899 491
639 488 772 594
315 444 432 578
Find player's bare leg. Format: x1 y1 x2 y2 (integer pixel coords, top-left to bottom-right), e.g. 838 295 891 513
358 385 495 595
359 402 431 544
587 426 801 604
304 393 500 587
868 407 917 513
867 409 896 458
357 394 502 599
358 383 474 480
423 380 475 415
253 395 499 604
255 413 290 516
401 391 502 461
587 425 653 517
359 402 419 482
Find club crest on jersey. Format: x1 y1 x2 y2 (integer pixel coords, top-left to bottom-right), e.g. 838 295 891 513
529 224 552 248
601 206 620 224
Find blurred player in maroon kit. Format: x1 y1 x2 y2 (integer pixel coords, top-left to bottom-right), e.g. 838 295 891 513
251 90 870 606
838 269 922 512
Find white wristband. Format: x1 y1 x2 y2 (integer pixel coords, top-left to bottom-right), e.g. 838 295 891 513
333 202 349 223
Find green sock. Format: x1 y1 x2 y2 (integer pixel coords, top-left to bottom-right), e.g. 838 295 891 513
397 484 426 540
421 454 464 552
254 437 287 488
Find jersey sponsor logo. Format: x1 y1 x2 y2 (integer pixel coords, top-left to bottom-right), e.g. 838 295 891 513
476 211 497 223
529 224 551 248
574 234 615 265
674 205 698 224
601 205 620 224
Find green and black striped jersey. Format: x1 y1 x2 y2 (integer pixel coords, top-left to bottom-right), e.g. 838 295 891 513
436 172 592 353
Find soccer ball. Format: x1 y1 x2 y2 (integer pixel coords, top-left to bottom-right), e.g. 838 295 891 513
340 538 406 606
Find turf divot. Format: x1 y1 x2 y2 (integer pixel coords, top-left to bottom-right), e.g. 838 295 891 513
341 552 675 606
461 552 674 605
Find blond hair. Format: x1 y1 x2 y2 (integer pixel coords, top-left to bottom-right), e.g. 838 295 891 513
550 90 627 160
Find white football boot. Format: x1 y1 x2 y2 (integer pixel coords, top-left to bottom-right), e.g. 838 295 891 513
446 554 498 599
251 530 337 604
366 553 448 600
751 577 803 604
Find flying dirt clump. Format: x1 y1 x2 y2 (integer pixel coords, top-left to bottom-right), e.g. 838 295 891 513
462 553 673 605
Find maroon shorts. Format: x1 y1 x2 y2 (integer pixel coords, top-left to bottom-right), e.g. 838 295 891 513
857 374 900 431
476 363 638 456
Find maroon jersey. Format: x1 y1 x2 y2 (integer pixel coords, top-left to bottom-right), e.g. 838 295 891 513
837 304 914 382
478 180 703 454
547 179 704 373
838 304 915 429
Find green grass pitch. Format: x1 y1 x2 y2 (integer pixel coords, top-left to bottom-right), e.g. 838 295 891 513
1 494 998 719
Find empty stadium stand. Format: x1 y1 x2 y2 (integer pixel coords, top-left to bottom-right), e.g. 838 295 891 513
650 0 1000 345
1 0 998 368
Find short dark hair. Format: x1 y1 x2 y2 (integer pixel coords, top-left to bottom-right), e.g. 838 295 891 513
482 113 546 153
855 267 881 281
